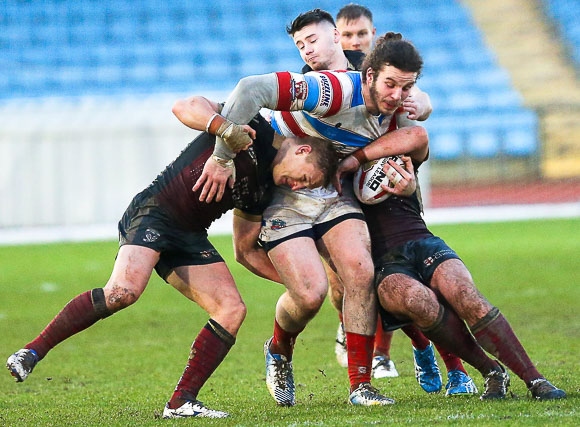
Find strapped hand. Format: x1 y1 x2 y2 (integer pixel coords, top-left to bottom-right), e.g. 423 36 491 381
216 120 255 152
380 155 416 197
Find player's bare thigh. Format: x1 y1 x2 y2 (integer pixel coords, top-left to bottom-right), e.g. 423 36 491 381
430 258 494 326
104 244 160 311
167 261 246 335
268 236 329 305
319 218 373 287
321 218 375 334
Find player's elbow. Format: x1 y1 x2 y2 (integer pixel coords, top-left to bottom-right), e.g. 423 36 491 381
409 126 428 146
408 126 430 161
172 98 188 120
233 237 256 268
233 244 248 266
237 74 262 90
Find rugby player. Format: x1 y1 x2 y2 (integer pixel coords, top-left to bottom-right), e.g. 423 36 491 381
6 112 337 418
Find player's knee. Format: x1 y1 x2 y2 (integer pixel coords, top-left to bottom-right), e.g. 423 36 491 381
341 262 374 289
232 299 247 323
103 285 142 312
297 289 326 314
217 300 247 329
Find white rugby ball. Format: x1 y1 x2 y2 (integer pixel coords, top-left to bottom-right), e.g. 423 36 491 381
353 156 405 205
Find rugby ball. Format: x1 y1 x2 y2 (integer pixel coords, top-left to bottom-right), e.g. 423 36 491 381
353 156 405 205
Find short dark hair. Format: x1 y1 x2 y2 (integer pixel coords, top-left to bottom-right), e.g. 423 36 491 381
361 32 423 83
304 136 339 187
336 3 373 24
287 8 336 36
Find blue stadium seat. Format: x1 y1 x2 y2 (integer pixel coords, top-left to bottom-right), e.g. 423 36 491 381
430 131 464 161
503 129 538 156
541 0 580 68
468 131 500 158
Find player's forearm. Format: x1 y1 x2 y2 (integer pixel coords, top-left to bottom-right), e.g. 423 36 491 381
353 126 429 164
235 247 282 283
232 213 283 283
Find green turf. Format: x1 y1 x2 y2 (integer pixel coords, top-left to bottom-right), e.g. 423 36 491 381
1 218 578 426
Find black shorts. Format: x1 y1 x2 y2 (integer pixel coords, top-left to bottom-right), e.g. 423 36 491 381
118 191 224 281
374 236 462 331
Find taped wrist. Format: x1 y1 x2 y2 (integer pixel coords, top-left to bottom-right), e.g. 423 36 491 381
351 148 368 166
213 137 236 160
211 154 236 182
205 113 220 133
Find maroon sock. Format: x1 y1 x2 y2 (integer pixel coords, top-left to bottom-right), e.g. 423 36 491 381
373 316 393 358
472 307 541 386
401 324 430 350
169 319 235 408
421 304 498 376
270 319 303 360
433 343 467 374
25 289 111 360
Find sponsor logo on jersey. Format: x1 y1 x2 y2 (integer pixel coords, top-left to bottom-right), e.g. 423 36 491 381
143 228 160 243
269 218 287 230
423 249 455 266
200 250 218 259
319 74 332 108
294 80 308 100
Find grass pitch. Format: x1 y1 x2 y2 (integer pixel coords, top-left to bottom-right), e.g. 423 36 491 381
0 218 578 426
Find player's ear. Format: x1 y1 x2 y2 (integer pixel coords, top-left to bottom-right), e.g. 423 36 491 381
296 145 313 155
366 68 374 83
333 28 340 43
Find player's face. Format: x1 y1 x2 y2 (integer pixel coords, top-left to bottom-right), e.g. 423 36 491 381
337 16 376 55
272 143 325 191
366 65 417 115
293 22 341 71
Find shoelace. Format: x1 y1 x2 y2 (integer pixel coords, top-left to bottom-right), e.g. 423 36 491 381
484 371 507 393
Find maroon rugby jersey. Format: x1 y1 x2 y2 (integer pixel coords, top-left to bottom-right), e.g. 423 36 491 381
361 166 433 261
146 115 276 232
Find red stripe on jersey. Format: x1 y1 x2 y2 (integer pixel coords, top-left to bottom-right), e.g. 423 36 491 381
280 111 309 137
319 71 343 118
387 114 398 132
276 72 293 111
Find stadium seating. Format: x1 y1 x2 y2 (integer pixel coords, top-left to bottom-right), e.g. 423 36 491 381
0 0 543 161
541 0 580 70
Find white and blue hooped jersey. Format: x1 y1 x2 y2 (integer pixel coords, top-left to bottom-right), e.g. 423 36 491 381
268 70 397 157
